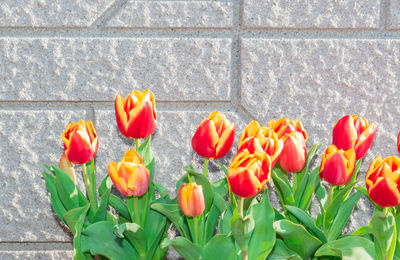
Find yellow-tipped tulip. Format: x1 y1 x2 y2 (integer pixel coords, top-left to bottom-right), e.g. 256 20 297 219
178 182 205 217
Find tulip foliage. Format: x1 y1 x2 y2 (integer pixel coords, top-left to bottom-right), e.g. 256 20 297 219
42 90 400 260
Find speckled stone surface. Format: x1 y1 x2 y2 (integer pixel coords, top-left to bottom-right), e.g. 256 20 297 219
0 38 232 101
389 0 400 29
243 0 380 28
106 1 233 28
0 0 112 27
0 251 73 259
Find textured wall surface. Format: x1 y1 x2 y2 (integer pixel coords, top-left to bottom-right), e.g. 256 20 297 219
0 0 399 259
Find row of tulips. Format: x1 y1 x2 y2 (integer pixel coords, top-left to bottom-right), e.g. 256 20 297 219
42 89 400 260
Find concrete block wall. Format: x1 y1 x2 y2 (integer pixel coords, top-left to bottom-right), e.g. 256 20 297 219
1 0 399 258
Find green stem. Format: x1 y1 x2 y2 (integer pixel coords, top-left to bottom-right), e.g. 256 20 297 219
238 197 248 260
326 185 335 208
134 196 141 226
136 139 140 151
82 164 97 211
203 158 209 177
193 216 199 245
187 173 192 183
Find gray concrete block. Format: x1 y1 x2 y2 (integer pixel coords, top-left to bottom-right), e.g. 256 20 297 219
0 38 232 101
389 0 400 29
0 0 112 27
94 108 246 197
0 251 72 260
106 1 233 28
241 38 400 174
243 0 380 28
0 109 89 241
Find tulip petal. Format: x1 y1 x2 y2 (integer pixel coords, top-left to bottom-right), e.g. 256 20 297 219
126 164 150 197
280 134 307 173
188 184 205 217
108 161 130 196
320 153 347 186
66 127 94 164
354 122 377 160
368 177 400 207
125 99 157 139
332 115 358 151
192 119 219 158
228 168 262 198
115 94 129 137
215 123 236 158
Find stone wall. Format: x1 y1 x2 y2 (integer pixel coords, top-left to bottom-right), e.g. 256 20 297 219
1 0 399 259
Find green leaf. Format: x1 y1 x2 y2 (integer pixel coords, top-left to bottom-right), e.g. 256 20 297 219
248 190 276 260
274 219 322 259
324 182 358 231
315 236 376 259
114 222 147 256
205 193 226 242
161 237 202 260
267 239 302 260
42 172 67 223
153 181 170 198
370 208 396 260
85 159 98 209
98 174 112 196
178 170 214 214
81 221 138 260
92 187 110 223
285 205 327 243
109 194 130 220
230 209 255 252
272 168 295 208
297 167 320 211
203 234 236 260
138 136 155 201
63 204 90 260
151 203 190 238
327 192 360 241
53 165 79 210
212 178 229 198
218 202 233 235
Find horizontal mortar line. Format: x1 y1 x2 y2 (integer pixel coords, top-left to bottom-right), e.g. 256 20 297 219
0 242 72 251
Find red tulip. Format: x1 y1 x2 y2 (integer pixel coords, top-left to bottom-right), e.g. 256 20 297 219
192 111 236 159
279 132 307 173
332 115 377 160
397 132 400 154
319 145 356 186
61 120 99 165
178 182 205 217
227 150 271 198
115 90 157 139
366 156 400 207
108 149 150 197
267 118 307 141
237 120 283 168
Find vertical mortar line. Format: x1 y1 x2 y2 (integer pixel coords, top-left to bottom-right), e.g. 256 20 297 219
379 0 390 32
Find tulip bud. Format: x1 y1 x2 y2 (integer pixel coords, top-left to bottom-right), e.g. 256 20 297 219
237 121 283 168
115 90 157 139
59 152 76 184
319 145 356 186
267 118 307 141
191 111 236 159
366 156 400 207
332 115 377 160
279 132 307 173
61 120 99 165
108 149 150 197
178 182 205 217
227 150 271 198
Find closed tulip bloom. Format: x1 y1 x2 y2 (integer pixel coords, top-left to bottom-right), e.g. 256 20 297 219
59 152 76 184
108 149 150 197
319 145 356 186
228 150 271 198
178 182 205 217
366 156 400 207
115 90 157 139
237 120 283 168
267 118 308 141
191 111 236 159
279 132 307 173
332 115 377 160
61 120 99 165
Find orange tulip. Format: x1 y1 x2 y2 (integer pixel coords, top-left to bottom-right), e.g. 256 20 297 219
59 152 76 184
178 182 205 217
366 156 400 207
115 90 157 139
397 132 400 154
61 120 99 165
191 111 236 159
319 145 356 186
267 118 307 141
332 115 377 160
237 120 283 168
227 150 271 198
279 132 307 173
108 149 150 197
